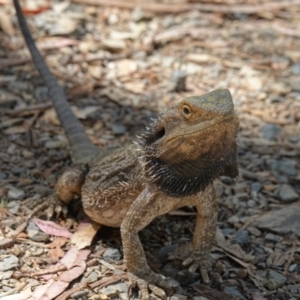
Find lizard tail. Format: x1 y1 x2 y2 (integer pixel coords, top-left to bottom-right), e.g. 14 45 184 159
13 0 99 165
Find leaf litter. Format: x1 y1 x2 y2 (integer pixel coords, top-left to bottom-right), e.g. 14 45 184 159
1 0 300 299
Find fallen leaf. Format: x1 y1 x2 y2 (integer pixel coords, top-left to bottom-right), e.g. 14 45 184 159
33 219 72 238
60 246 90 270
0 10 15 36
71 220 101 249
123 81 145 94
0 286 32 300
116 59 137 77
32 279 68 300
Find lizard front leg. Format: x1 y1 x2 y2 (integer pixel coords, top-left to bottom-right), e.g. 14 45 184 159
182 184 221 284
120 186 173 299
45 165 88 219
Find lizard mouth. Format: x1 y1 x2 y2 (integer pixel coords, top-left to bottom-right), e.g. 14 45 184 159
165 114 235 144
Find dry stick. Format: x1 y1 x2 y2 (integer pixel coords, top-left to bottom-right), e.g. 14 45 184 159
71 0 300 14
284 241 296 275
273 24 300 38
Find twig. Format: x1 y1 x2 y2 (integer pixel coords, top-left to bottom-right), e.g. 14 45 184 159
273 24 300 38
284 241 296 275
71 0 300 14
6 101 52 117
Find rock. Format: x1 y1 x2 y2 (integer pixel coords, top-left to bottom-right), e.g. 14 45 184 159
103 248 121 261
291 64 300 75
269 82 290 95
102 38 126 51
289 264 297 272
223 286 247 299
247 199 256 208
286 284 300 294
193 297 209 300
44 139 67 149
162 261 180 278
28 231 50 243
33 185 53 197
35 86 49 102
264 270 286 290
228 215 240 224
174 269 200 285
82 270 99 283
12 167 25 176
99 282 128 296
172 70 187 92
111 124 126 135
277 161 297 176
0 172 7 179
7 187 25 200
232 230 250 247
6 201 20 214
0 90 18 109
158 244 178 263
278 184 299 202
26 220 50 242
251 182 263 193
261 124 281 141
291 78 300 92
222 228 236 236
0 255 19 271
220 176 233 185
131 6 145 22
265 233 282 243
8 80 29 92
253 203 300 236
170 294 187 300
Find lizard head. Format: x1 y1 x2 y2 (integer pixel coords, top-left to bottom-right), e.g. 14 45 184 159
141 89 239 197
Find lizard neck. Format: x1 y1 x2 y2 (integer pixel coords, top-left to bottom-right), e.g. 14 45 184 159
142 143 238 197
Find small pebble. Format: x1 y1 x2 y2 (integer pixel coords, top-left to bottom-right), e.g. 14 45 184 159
223 286 247 300
232 230 250 247
103 248 121 261
289 264 297 272
111 124 126 135
8 187 25 200
170 294 187 300
0 255 19 271
278 184 299 202
265 270 286 290
261 124 281 141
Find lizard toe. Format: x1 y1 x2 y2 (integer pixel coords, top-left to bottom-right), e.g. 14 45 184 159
183 253 223 285
128 272 170 299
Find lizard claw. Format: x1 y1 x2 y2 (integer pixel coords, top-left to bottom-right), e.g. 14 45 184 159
44 195 68 220
182 253 223 285
128 271 172 300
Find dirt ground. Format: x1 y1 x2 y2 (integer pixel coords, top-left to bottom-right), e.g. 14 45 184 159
1 0 300 299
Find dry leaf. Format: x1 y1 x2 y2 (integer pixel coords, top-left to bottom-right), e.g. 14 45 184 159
71 220 101 249
33 219 72 238
0 10 15 36
42 108 60 125
123 81 145 94
116 59 137 77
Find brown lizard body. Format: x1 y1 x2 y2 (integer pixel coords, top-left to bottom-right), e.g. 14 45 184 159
13 1 239 298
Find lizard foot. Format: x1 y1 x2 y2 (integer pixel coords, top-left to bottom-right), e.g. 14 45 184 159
128 270 172 300
182 253 223 285
44 194 68 220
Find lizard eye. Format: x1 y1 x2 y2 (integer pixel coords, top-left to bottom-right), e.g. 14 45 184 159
182 105 192 119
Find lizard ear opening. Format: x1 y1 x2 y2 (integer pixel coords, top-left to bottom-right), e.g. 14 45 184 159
145 125 165 145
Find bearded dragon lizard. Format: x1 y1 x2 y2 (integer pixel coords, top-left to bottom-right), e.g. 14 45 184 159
13 0 239 298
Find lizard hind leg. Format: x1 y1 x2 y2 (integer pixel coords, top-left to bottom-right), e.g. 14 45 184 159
55 165 88 204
